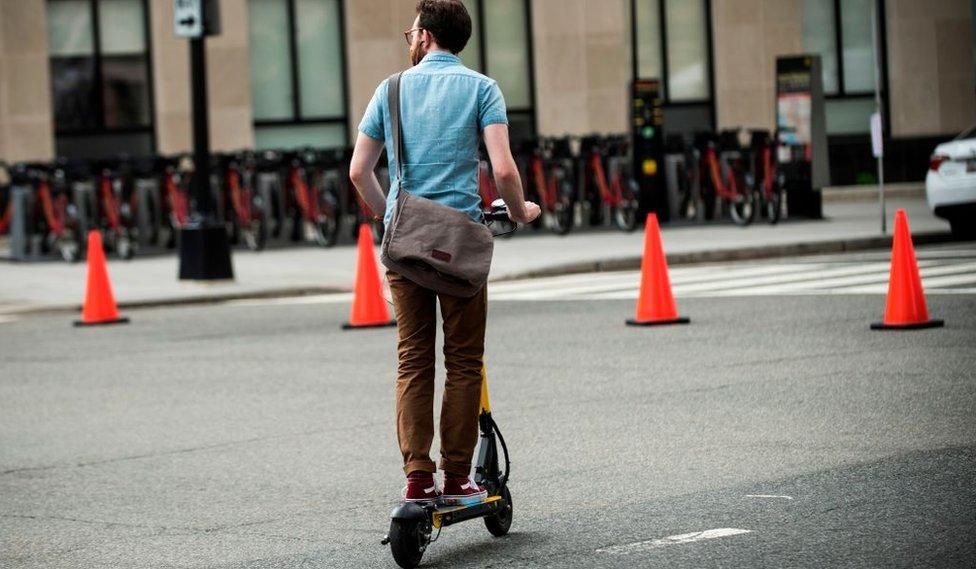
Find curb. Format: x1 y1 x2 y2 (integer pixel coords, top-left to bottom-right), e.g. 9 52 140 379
822 183 924 203
490 230 956 281
2 286 347 318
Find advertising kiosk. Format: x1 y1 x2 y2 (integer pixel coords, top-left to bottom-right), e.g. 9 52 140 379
775 55 829 219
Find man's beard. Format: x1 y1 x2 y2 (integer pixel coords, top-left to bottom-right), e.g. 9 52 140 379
409 41 427 66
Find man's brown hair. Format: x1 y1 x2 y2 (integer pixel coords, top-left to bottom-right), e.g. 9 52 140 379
416 0 472 54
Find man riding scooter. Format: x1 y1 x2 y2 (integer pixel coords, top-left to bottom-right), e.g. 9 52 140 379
348 0 540 507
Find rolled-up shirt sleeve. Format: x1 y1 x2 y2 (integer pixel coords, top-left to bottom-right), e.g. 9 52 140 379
478 79 508 130
358 80 387 141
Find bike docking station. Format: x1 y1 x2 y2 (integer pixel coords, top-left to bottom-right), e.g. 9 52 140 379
630 78 666 223
382 366 512 569
174 0 234 282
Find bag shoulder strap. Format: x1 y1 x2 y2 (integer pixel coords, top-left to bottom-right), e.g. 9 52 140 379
387 72 405 187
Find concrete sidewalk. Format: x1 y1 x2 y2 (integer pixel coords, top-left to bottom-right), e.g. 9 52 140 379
0 197 952 316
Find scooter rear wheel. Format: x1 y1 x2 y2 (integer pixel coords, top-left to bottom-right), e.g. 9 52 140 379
389 518 427 569
484 485 513 537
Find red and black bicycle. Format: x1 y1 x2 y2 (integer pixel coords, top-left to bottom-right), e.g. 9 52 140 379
522 137 575 235
579 135 640 232
750 130 785 224
12 162 83 262
220 152 267 251
698 130 755 226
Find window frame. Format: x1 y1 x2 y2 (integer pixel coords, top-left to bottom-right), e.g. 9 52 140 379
250 0 350 140
466 0 537 139
817 0 891 137
629 0 716 126
47 0 156 144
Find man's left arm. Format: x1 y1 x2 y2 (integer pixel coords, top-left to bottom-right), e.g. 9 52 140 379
349 132 387 219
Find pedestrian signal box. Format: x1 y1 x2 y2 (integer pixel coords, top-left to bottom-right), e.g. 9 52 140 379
631 79 666 221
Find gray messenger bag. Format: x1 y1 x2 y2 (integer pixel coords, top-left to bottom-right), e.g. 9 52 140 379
379 71 494 298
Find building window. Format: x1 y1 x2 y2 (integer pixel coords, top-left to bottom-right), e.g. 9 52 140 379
803 0 883 134
459 0 536 143
248 0 348 150
632 0 714 136
46 0 154 158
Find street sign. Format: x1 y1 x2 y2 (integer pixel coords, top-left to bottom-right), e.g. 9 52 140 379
174 0 203 38
870 112 883 158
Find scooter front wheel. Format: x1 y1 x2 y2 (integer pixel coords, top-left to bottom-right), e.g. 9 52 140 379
389 518 428 569
484 485 513 537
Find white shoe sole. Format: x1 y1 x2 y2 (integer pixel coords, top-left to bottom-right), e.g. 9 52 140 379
439 491 488 506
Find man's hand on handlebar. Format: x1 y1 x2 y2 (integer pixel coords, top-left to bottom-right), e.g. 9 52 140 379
508 201 541 224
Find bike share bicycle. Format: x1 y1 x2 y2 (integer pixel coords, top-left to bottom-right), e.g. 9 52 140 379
220 151 268 251
95 158 137 259
11 161 83 262
382 200 515 569
522 137 575 235
749 130 786 224
696 130 756 226
0 162 11 237
578 135 640 232
283 149 343 247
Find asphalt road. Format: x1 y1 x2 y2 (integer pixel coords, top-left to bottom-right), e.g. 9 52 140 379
1 252 974 568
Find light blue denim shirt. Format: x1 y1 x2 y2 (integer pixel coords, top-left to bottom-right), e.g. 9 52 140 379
358 52 508 227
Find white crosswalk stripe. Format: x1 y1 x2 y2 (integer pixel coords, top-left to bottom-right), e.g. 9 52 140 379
488 249 976 300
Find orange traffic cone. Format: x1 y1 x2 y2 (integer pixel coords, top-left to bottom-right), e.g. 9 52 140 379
342 224 396 330
871 209 943 330
626 213 689 326
74 231 129 327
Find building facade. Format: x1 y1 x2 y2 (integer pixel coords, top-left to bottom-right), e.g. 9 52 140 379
1 0 974 184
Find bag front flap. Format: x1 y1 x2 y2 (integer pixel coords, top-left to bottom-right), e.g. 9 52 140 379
386 192 492 282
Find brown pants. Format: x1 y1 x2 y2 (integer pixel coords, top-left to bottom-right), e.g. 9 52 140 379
387 271 486 476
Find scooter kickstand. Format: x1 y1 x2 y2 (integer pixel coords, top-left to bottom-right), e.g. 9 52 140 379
380 535 390 546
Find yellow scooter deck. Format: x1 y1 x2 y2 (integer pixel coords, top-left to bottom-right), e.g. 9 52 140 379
432 495 503 528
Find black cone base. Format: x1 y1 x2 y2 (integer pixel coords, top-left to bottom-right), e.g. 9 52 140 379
73 317 130 327
626 316 690 327
870 319 944 330
342 320 396 330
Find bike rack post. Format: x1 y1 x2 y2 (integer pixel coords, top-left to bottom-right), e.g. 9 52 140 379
663 153 685 222
256 171 279 238
73 180 96 238
9 185 31 261
135 178 159 247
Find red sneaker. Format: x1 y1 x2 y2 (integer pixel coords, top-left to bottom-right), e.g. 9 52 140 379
402 473 440 503
441 475 487 506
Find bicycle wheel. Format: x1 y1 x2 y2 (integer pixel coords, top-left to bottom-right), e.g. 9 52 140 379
613 179 640 232
729 192 756 227
765 189 782 225
115 228 135 260
312 186 341 247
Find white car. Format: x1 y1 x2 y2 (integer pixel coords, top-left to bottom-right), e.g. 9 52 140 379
926 124 976 238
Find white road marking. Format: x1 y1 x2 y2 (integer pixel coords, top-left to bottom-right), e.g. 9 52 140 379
744 494 793 500
597 528 752 555
489 255 976 300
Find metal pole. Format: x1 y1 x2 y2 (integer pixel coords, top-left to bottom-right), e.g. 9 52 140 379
189 37 213 217
177 31 233 280
871 0 885 235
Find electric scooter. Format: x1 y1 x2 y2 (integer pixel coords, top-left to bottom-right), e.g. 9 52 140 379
382 203 515 569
